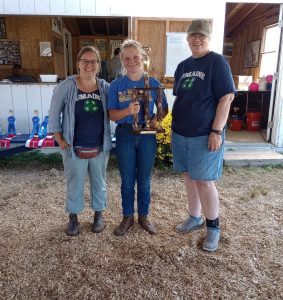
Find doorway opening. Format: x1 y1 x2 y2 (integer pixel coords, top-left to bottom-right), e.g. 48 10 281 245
223 3 280 145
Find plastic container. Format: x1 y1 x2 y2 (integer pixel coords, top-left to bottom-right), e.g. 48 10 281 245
249 82 259 92
265 75 273 83
39 74 58 83
229 118 243 131
258 77 267 91
246 112 261 131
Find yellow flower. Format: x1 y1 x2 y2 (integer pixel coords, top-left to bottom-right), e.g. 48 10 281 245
156 111 172 166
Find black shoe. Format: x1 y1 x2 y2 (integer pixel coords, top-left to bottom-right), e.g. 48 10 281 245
92 211 106 233
66 213 79 236
113 216 134 236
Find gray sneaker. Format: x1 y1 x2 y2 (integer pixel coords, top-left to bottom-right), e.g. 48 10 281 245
202 228 221 252
176 216 204 233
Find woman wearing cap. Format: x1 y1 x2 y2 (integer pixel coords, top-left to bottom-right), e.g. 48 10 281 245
171 19 236 251
107 39 168 236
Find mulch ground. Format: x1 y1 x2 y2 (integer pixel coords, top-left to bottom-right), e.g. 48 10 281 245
0 162 282 299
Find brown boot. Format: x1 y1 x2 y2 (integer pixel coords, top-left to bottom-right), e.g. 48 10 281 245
113 216 134 236
138 216 157 235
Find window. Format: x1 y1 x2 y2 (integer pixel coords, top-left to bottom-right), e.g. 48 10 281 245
260 24 281 77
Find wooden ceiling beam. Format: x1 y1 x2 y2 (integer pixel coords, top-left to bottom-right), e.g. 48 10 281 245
229 5 277 37
63 18 80 36
262 7 280 19
226 4 245 21
225 4 259 37
122 18 125 36
105 18 109 36
88 19 95 35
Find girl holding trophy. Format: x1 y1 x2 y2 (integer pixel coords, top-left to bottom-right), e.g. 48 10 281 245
108 39 168 236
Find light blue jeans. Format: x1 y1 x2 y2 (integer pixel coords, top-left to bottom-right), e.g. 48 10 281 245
61 149 109 213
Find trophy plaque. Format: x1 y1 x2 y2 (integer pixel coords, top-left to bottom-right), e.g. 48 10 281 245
129 85 165 135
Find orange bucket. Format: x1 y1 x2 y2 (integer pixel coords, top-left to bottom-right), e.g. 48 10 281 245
246 112 261 131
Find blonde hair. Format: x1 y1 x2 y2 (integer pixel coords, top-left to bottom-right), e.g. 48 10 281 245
76 46 101 75
120 39 144 75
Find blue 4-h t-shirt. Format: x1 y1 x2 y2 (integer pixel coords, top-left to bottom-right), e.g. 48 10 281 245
73 89 104 147
172 51 236 137
107 75 168 124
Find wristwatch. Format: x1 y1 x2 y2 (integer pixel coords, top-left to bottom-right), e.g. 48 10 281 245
211 128 222 135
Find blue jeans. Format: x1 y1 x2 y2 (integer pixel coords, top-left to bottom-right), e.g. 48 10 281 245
61 149 109 213
115 125 157 216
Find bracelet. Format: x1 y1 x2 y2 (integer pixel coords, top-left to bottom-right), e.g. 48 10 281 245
211 129 222 135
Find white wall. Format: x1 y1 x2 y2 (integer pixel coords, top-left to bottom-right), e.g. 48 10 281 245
0 84 56 135
2 0 282 15
0 0 280 53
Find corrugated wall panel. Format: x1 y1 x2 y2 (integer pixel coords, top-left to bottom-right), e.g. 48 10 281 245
49 0 65 15
80 0 96 16
3 0 20 14
19 0 35 14
65 0 80 15
35 0 50 15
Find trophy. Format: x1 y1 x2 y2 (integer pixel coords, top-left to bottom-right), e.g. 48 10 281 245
130 84 165 135
129 46 165 135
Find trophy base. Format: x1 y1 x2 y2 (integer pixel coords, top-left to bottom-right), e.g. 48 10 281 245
132 128 165 135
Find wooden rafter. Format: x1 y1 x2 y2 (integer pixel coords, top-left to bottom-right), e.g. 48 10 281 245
88 19 95 35
225 4 259 37
63 18 80 36
229 4 278 37
105 18 109 36
226 4 245 21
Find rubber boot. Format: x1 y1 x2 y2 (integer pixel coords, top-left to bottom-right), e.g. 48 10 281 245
92 211 106 233
66 213 79 236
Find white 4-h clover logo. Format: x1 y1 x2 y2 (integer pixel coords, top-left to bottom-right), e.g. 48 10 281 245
84 100 98 113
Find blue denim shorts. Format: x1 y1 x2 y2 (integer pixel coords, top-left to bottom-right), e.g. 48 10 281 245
171 131 225 181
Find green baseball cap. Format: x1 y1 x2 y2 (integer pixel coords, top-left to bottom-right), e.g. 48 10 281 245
187 19 211 38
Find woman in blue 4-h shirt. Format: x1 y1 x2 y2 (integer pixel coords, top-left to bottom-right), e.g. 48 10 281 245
172 19 237 252
49 46 111 236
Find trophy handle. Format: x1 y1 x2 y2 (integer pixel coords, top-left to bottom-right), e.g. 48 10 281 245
144 89 151 129
156 88 163 131
132 89 139 131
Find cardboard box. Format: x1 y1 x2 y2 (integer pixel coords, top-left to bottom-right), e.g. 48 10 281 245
233 75 253 91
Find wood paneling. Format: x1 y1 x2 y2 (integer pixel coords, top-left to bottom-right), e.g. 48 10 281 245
0 16 65 80
134 18 191 81
137 20 166 79
169 21 189 33
229 15 278 81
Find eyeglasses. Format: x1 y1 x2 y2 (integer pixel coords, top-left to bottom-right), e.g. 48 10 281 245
79 59 99 66
188 33 207 40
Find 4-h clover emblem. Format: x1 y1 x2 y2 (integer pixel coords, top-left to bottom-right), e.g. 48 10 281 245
84 99 98 113
182 78 195 90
